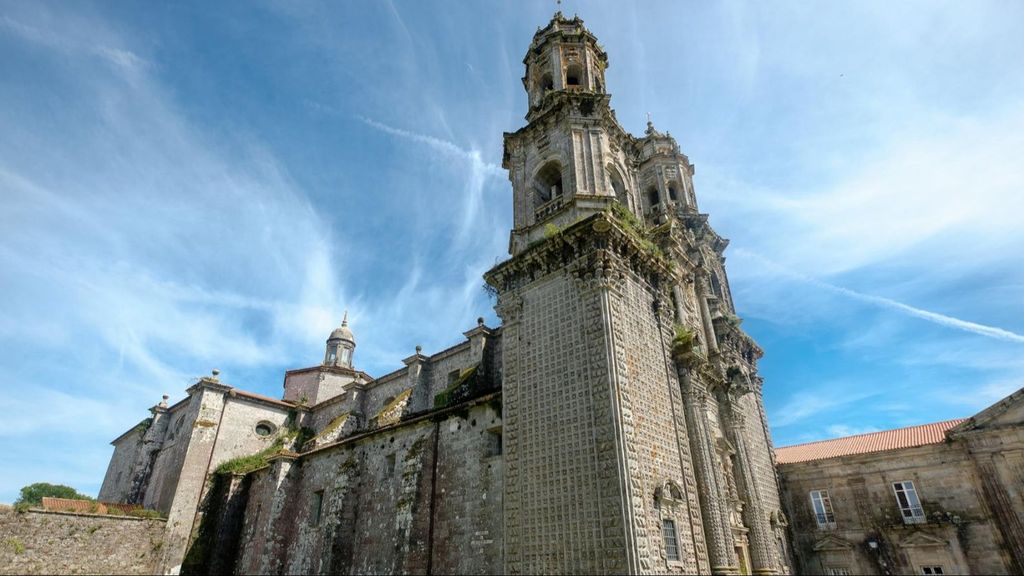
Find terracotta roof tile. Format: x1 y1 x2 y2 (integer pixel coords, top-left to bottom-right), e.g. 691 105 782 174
775 418 967 464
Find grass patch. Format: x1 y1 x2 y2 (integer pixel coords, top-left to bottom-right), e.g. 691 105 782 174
672 324 694 353
2 538 25 555
543 222 561 238
125 508 164 519
214 416 315 475
606 201 668 262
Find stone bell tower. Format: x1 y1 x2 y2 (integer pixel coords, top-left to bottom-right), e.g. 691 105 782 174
486 12 791 575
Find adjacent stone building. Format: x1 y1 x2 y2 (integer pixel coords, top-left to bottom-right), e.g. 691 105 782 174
776 388 1024 575
99 13 794 575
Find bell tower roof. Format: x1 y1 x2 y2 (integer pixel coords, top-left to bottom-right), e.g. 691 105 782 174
328 311 355 344
521 12 609 120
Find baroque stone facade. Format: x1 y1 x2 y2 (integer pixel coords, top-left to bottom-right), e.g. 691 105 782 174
98 13 791 575
777 388 1024 575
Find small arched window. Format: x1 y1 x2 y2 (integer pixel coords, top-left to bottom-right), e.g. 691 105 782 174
607 165 628 206
647 187 660 208
533 161 564 206
669 484 683 500
566 63 582 87
668 184 679 202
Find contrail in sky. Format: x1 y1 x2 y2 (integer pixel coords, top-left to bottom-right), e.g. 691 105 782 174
736 248 1024 344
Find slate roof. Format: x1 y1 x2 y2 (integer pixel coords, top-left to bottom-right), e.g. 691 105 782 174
774 418 968 464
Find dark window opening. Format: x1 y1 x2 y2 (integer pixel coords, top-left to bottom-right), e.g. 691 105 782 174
533 161 564 206
487 428 503 457
566 64 582 86
608 166 628 206
255 422 275 437
385 454 396 477
668 185 679 201
662 519 680 561
310 490 324 526
647 187 660 207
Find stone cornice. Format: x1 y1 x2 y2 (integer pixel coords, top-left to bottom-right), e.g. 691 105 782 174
485 211 674 298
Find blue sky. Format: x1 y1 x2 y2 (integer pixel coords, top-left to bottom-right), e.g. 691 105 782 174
1 1 1022 503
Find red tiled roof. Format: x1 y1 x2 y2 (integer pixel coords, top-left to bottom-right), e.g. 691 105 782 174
775 418 968 464
41 497 141 515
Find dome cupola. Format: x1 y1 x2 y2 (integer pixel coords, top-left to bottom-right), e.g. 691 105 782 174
324 312 356 368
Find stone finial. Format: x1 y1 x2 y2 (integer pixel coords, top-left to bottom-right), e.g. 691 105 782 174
477 317 485 326
211 369 220 380
159 394 169 408
415 344 422 354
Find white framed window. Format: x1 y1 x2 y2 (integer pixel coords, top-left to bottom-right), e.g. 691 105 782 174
825 568 851 576
662 518 681 562
921 566 944 575
893 480 926 524
809 489 836 529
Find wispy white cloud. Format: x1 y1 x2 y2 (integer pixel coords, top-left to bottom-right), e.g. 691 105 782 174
736 249 1024 344
772 384 878 428
356 115 505 247
1 14 146 72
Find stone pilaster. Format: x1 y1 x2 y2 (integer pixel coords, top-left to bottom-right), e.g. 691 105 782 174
723 390 778 575
494 293 523 573
974 455 1024 572
678 369 738 575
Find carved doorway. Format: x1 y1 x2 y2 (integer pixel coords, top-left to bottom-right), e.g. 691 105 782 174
736 545 751 575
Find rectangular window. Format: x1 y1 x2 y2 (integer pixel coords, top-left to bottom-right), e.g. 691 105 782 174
386 454 396 477
893 481 926 524
487 428 503 457
662 518 680 562
921 567 944 575
809 489 836 529
310 490 324 526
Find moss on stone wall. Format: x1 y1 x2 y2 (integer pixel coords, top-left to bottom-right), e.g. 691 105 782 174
434 365 479 409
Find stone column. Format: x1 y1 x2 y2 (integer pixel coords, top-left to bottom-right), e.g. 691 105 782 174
723 391 778 575
678 369 738 575
695 273 719 355
672 284 687 324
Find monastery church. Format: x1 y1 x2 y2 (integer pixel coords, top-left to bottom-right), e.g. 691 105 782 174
93 13 1024 576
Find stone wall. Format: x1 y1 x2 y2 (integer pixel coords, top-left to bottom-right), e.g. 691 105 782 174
0 507 166 575
780 442 1013 575
98 423 146 501
612 269 707 573
194 395 503 575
